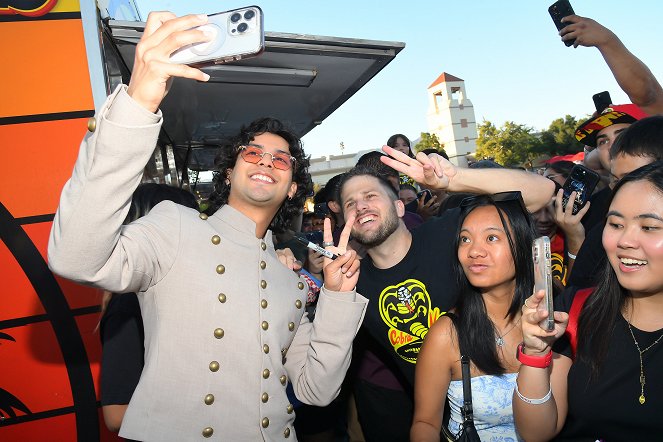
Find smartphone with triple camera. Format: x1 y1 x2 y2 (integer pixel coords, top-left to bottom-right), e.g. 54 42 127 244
533 236 554 331
561 164 600 215
592 91 612 113
169 6 264 67
548 0 575 47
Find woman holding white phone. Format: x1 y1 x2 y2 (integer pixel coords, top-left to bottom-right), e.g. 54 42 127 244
514 161 663 441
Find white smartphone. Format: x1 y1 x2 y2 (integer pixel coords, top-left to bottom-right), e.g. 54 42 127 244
532 236 554 331
169 6 264 67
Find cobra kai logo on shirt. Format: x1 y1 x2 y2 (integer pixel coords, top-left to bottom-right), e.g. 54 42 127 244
550 250 567 285
379 279 444 363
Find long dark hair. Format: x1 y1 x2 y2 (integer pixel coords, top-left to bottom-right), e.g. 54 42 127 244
125 183 198 224
577 161 663 377
387 133 414 158
207 117 313 233
453 194 536 375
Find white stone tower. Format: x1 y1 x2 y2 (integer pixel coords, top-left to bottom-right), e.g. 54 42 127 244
426 73 477 167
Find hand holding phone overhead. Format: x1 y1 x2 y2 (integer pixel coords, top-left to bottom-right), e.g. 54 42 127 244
169 6 265 67
548 0 576 47
127 12 213 113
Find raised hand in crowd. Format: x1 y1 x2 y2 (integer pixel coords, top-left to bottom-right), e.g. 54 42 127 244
381 145 556 212
416 192 440 221
559 14 663 116
551 189 589 260
321 216 359 292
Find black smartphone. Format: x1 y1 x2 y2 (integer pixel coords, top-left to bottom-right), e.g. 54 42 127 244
303 230 323 246
592 91 612 113
562 165 600 215
313 203 330 219
548 0 575 47
169 6 264 67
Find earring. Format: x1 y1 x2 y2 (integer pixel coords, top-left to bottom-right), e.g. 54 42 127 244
225 179 230 186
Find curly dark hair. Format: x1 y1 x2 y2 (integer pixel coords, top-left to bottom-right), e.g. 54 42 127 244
207 117 313 233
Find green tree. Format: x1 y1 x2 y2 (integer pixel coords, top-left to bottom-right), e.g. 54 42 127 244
536 115 583 156
475 120 543 166
413 132 444 154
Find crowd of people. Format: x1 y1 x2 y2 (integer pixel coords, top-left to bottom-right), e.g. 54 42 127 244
45 8 663 442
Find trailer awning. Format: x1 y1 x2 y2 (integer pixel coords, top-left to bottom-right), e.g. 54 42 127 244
106 20 404 173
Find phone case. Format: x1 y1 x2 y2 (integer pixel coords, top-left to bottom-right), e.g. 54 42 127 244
169 6 264 67
561 164 600 215
533 236 554 331
548 0 575 47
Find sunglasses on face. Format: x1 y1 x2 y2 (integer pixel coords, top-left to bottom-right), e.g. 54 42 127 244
459 191 528 215
238 144 296 171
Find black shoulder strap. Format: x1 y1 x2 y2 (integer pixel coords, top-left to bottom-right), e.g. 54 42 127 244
445 313 475 424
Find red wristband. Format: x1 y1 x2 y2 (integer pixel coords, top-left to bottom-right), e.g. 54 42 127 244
516 342 552 368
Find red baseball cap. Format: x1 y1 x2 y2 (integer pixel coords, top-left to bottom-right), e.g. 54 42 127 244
575 104 649 148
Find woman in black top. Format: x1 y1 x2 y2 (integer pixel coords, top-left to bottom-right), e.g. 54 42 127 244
514 161 663 441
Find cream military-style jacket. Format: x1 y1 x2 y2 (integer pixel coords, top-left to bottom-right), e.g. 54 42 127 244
48 86 368 441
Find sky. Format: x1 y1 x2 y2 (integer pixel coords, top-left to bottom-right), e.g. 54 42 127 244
132 1 663 159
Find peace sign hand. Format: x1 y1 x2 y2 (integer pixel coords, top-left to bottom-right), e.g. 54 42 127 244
380 145 457 191
321 216 360 292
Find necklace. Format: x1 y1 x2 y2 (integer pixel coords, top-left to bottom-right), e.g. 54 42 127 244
494 318 521 347
626 319 663 405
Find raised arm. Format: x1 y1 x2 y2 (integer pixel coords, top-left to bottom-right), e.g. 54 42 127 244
48 13 212 290
283 216 368 406
381 146 556 212
512 291 571 442
560 15 663 116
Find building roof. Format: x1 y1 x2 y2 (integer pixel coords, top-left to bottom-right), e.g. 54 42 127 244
428 72 464 89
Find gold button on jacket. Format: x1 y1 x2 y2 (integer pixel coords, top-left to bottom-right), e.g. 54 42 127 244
87 117 97 132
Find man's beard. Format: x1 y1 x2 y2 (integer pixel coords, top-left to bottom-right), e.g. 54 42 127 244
351 207 400 248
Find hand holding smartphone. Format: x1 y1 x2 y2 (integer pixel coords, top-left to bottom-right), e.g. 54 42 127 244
548 0 576 47
561 164 600 215
169 6 264 67
533 236 554 331
417 189 433 204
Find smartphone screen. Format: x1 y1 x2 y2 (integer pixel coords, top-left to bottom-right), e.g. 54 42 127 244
548 0 576 46
561 165 600 215
533 236 554 331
